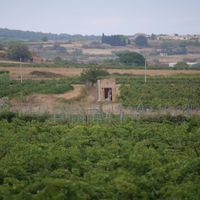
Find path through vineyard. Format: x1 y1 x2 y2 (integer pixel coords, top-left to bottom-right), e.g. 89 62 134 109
8 83 200 117
9 84 122 114
10 84 87 113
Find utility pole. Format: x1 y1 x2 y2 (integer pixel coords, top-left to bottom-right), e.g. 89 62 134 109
20 57 23 83
145 58 147 83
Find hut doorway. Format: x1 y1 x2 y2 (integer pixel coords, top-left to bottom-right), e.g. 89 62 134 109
104 88 112 101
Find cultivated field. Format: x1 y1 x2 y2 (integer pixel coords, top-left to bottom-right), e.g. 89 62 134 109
1 66 200 80
120 75 200 109
1 116 200 199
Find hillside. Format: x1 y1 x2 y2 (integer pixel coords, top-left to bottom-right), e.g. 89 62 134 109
0 28 99 42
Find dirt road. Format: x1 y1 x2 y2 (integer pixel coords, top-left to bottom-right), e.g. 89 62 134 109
0 66 200 80
10 84 85 113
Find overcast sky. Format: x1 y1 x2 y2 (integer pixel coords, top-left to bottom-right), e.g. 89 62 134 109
0 0 200 35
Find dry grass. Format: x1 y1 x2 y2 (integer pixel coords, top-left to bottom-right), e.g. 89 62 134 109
159 53 200 63
1 66 200 80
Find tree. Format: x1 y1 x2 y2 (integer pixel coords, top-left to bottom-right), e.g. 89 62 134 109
174 62 189 69
135 35 148 47
116 51 145 66
0 43 4 50
41 36 48 42
51 43 66 52
7 43 32 62
72 48 82 56
54 56 62 63
80 68 109 86
150 33 157 40
102 33 127 46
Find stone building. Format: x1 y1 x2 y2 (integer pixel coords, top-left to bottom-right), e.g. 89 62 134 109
97 78 116 102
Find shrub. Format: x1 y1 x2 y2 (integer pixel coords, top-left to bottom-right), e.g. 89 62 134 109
80 68 109 86
174 62 189 69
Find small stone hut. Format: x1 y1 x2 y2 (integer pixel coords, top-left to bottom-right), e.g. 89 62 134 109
97 78 116 102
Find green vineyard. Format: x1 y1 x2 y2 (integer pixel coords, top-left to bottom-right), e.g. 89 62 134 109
0 77 73 98
120 75 200 109
0 115 200 199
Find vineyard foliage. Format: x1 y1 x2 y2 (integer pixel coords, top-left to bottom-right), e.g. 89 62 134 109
0 78 73 98
0 116 200 199
120 75 200 109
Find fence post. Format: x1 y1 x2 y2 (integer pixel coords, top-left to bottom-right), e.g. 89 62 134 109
85 114 88 123
120 110 124 123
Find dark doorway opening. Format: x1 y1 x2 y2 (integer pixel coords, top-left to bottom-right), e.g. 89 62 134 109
104 88 112 101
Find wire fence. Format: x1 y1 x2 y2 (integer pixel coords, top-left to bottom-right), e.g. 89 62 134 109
0 100 199 123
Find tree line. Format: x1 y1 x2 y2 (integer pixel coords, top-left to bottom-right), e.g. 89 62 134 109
0 28 99 42
102 33 129 46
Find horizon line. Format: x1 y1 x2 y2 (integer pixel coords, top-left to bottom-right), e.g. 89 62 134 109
1 27 199 37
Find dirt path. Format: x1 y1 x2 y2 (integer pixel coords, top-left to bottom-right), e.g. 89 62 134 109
9 83 118 114
6 82 200 116
1 66 200 80
55 84 84 100
10 84 85 113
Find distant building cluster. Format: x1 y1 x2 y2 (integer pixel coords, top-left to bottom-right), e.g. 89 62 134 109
128 33 200 41
153 34 200 41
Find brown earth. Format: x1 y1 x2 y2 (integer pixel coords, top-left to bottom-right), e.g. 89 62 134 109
0 67 82 80
9 84 121 114
1 66 200 80
10 84 85 113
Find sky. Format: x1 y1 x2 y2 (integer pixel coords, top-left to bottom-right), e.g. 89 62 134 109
0 0 200 35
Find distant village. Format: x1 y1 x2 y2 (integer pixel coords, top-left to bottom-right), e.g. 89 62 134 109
154 34 200 41
1 28 200 68
132 33 200 41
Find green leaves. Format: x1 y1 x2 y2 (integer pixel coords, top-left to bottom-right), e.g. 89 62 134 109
116 51 145 66
7 43 32 62
0 79 73 98
0 117 200 199
80 68 109 85
120 76 200 109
